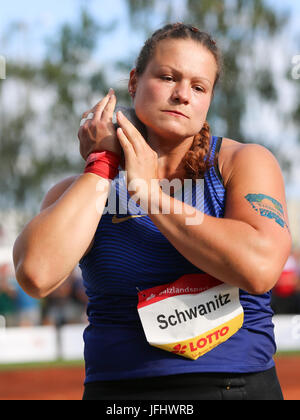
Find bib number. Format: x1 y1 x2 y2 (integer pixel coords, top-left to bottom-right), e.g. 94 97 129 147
137 274 244 360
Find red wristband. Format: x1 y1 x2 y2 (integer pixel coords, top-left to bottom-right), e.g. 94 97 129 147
84 151 121 180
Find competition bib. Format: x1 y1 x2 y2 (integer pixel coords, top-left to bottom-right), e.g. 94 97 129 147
137 274 244 360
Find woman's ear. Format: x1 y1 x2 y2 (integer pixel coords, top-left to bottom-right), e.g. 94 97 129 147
128 68 138 98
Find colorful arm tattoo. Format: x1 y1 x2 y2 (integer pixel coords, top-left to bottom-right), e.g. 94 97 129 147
245 193 289 230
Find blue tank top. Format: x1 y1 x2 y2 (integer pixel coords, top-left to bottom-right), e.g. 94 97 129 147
79 136 276 383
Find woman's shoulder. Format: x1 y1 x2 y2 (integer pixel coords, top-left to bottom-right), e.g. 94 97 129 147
219 137 274 157
40 175 79 211
219 137 278 187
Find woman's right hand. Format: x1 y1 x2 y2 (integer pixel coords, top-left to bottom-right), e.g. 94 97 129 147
78 89 122 160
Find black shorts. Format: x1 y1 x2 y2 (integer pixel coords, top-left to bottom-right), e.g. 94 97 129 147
83 366 283 400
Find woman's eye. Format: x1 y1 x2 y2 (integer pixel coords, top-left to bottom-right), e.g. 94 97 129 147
194 86 205 93
161 75 174 82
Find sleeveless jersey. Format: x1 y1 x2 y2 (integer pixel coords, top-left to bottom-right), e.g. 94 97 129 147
79 136 276 383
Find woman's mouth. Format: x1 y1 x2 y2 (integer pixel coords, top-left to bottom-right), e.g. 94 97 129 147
161 110 189 119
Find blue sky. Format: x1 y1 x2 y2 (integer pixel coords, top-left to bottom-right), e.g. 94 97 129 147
0 0 299 62
0 0 136 62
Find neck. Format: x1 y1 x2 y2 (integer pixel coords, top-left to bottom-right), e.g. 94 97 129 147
146 130 194 180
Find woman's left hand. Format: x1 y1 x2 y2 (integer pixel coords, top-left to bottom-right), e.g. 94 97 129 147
116 111 160 210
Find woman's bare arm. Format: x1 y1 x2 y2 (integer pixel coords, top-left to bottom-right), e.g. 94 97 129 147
148 144 292 294
13 174 111 298
13 91 120 298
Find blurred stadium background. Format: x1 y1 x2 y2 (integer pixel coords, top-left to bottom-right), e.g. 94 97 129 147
0 0 300 400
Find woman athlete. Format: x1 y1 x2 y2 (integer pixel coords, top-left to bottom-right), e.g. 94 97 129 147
13 23 291 400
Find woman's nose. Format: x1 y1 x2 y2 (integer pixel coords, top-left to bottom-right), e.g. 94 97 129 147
171 84 190 104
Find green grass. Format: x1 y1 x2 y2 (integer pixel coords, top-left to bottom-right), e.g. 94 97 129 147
275 350 300 358
0 359 84 372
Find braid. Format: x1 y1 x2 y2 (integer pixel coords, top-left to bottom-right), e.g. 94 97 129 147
183 122 213 181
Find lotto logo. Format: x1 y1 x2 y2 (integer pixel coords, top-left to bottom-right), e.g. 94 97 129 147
170 326 230 358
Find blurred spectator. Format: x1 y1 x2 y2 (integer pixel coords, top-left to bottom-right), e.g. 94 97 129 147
1 262 42 327
272 253 300 314
42 267 87 327
1 261 87 328
0 263 17 326
15 283 41 327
